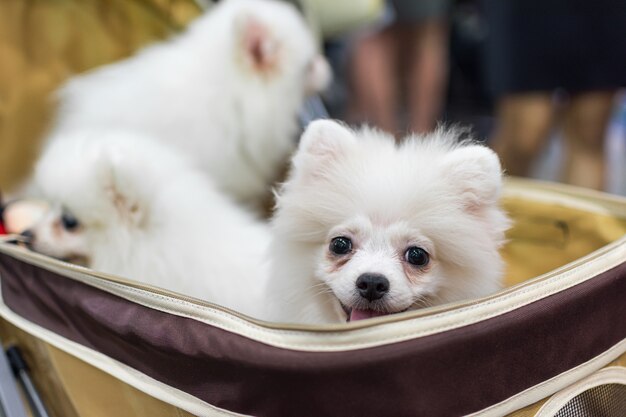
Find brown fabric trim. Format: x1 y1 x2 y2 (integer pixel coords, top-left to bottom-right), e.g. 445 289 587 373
1 252 626 417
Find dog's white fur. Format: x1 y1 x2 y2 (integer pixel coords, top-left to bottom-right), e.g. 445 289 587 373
47 0 331 208
266 120 511 324
30 130 271 318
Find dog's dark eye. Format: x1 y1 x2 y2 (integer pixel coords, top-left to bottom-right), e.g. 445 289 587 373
61 212 80 231
330 236 352 255
405 247 429 267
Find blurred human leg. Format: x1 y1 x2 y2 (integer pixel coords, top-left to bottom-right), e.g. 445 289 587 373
491 94 555 177
348 27 399 134
562 91 616 190
404 19 449 134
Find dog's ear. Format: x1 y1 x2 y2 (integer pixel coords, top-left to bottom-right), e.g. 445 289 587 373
441 145 504 213
236 13 280 73
297 119 355 162
290 119 355 183
305 55 332 94
96 152 146 227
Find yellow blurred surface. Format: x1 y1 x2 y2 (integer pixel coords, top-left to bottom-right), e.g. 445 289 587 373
0 0 201 192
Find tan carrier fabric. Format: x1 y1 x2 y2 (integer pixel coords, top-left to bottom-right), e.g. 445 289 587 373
502 180 626 286
0 179 625 417
0 321 197 417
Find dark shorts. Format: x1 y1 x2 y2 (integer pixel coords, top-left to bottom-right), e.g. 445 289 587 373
391 0 452 23
482 0 626 97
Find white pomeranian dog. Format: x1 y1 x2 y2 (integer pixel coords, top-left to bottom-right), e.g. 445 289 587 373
266 120 511 324
46 0 331 209
25 130 271 318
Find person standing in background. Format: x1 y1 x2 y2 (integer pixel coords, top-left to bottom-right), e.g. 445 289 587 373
483 0 626 191
347 0 452 136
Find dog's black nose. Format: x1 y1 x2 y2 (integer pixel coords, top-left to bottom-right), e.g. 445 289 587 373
20 230 34 242
356 273 389 301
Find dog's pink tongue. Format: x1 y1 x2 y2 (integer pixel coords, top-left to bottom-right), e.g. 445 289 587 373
349 309 387 321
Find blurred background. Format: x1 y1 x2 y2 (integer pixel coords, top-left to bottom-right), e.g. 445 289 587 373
1 0 625 195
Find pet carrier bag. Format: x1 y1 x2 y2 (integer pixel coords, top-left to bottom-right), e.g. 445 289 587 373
0 178 625 417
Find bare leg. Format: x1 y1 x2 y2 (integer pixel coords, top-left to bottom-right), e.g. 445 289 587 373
490 94 555 177
347 27 399 134
404 19 449 134
561 91 615 190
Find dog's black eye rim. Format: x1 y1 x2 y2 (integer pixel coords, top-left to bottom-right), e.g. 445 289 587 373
405 246 429 267
61 212 80 231
330 236 352 255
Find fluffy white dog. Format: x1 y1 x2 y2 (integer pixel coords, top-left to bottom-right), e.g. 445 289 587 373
26 130 271 318
267 120 511 324
47 0 331 209
19 121 510 325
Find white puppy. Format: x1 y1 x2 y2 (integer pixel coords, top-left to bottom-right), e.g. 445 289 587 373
27 130 271 318
47 0 331 209
267 120 511 324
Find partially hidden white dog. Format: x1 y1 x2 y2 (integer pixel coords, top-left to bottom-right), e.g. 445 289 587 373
266 120 511 324
46 0 331 209
27 130 271 318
